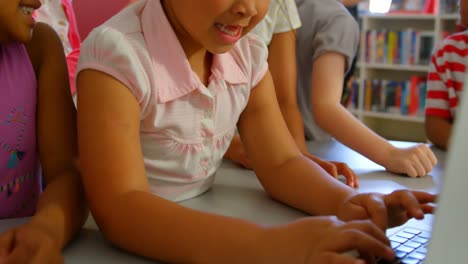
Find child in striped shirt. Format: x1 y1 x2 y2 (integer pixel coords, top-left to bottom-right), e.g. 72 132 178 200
425 0 468 150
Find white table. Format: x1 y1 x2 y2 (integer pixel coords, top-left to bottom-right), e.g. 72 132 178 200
0 140 446 263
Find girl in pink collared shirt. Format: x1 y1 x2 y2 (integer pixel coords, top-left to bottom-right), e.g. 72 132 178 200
76 0 436 263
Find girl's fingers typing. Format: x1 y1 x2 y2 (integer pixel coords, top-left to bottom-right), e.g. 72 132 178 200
322 226 394 261
410 191 437 204
410 191 437 214
342 220 390 245
387 191 424 219
420 204 436 214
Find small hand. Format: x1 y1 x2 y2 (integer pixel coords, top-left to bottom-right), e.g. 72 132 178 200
0 222 63 264
308 220 395 264
304 152 359 188
337 190 437 230
262 216 394 264
383 144 438 177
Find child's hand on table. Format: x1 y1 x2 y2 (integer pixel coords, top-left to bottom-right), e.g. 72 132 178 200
383 144 438 177
303 152 359 188
0 221 63 264
225 136 359 188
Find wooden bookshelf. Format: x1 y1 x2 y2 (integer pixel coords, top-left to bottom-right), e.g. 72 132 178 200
349 7 459 142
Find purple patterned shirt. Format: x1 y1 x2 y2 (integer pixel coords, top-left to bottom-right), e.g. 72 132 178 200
0 42 41 219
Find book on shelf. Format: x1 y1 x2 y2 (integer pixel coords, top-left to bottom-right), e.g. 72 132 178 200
347 76 427 117
365 29 434 66
439 0 458 14
342 79 359 110
417 31 435 65
389 0 425 13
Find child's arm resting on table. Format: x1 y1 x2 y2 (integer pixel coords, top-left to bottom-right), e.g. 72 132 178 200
268 30 358 187
238 70 354 215
225 29 358 187
76 69 388 264
311 52 437 177
238 70 436 228
0 23 87 263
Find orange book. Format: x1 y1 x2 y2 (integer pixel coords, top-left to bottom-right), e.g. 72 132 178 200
365 80 372 111
409 76 421 115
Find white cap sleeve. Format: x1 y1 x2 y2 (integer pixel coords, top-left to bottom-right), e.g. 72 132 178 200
247 34 269 88
273 0 301 34
76 27 151 113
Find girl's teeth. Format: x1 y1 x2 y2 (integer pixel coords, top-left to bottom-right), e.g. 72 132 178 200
20 6 35 15
216 23 238 36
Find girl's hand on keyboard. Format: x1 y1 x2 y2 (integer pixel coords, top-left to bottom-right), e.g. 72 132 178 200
262 216 395 264
336 190 436 230
383 190 436 228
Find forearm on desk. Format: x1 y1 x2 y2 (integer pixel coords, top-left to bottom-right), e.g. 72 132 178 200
314 103 394 165
31 170 87 249
257 155 356 216
95 191 265 263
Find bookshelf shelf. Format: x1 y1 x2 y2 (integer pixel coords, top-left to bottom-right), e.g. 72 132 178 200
439 13 459 20
351 4 458 142
363 63 430 72
362 13 438 20
363 13 459 21
362 111 425 123
348 108 360 115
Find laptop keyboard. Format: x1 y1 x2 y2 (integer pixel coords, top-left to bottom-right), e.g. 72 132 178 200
377 227 431 264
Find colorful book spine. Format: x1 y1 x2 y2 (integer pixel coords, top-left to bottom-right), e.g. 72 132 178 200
365 28 433 66
356 76 427 116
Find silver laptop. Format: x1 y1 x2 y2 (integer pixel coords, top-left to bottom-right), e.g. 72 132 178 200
378 74 468 264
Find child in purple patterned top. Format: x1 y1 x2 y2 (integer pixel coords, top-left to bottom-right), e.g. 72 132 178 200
0 0 86 263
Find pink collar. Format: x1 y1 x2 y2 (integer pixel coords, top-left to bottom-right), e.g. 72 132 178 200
141 0 248 103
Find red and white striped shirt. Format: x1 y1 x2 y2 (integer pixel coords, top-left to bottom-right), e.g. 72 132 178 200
426 31 468 120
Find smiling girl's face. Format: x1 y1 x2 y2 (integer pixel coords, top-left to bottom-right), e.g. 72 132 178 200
161 0 270 55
